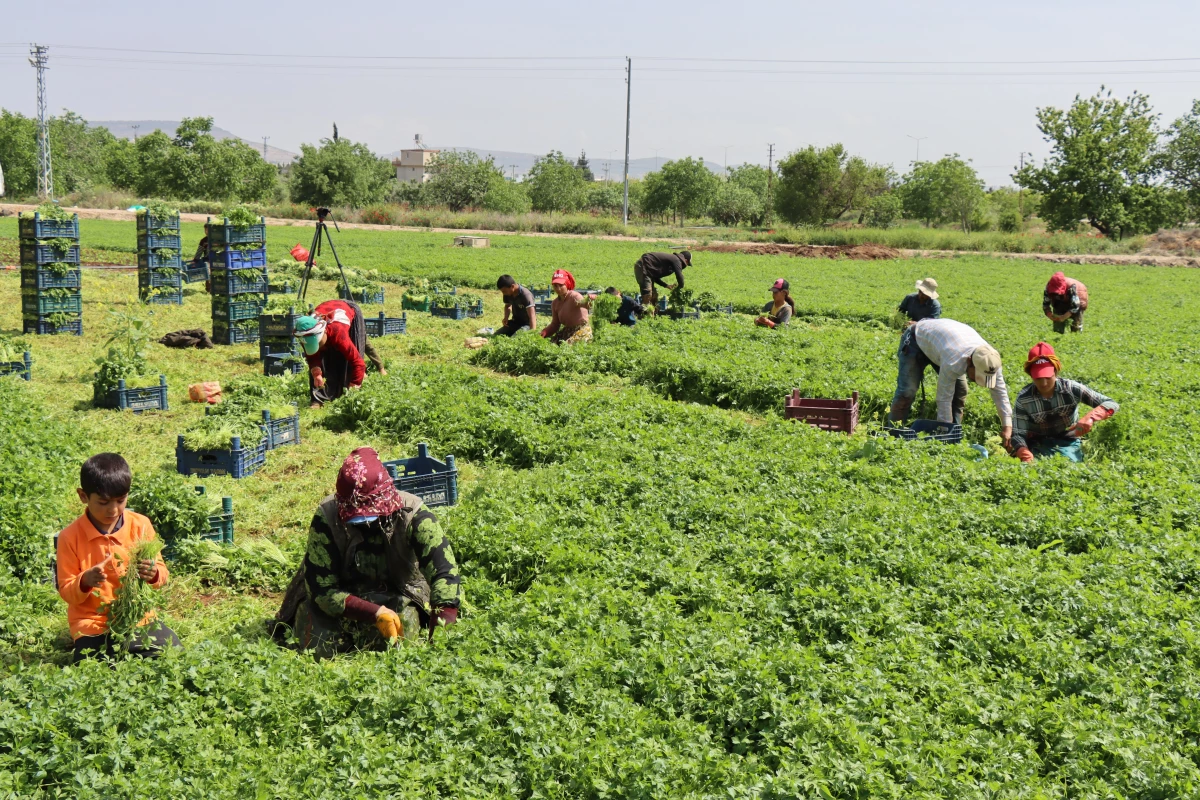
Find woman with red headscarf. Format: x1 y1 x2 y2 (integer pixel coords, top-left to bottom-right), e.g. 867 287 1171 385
272 447 462 655
540 269 594 345
1009 342 1118 463
1043 271 1088 333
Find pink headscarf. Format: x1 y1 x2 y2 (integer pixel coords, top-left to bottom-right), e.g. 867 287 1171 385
1046 271 1068 295
335 447 405 521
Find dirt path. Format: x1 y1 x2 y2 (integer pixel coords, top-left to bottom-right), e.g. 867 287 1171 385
4 203 1198 266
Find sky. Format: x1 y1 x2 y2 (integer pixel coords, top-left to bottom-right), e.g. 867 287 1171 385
4 0 1200 186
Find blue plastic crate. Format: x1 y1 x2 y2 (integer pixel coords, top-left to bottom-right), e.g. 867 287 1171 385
261 408 301 449
21 291 82 315
430 299 484 320
258 308 311 338
259 336 299 359
886 420 964 445
204 494 235 545
137 232 182 251
20 265 81 291
19 213 79 240
267 280 293 296
531 287 552 301
137 251 183 270
382 443 459 508
432 286 458 296
138 266 183 288
207 217 266 247
212 321 260 345
136 212 181 233
338 285 385 305
94 375 169 412
210 266 268 295
263 351 305 376
20 242 80 266
176 434 268 479
212 295 267 323
534 300 553 316
0 352 32 381
184 261 210 283
23 314 82 336
142 286 184 305
363 311 407 337
208 247 268 270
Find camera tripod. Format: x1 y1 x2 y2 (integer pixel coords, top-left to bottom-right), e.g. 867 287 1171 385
296 207 353 303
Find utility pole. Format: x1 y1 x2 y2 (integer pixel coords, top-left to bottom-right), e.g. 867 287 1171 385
132 124 140 141
722 145 733 177
262 136 270 158
765 143 775 227
29 44 53 200
906 134 928 164
508 164 518 181
622 56 631 226
1018 152 1029 216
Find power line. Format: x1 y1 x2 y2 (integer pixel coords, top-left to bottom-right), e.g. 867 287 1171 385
639 55 1200 65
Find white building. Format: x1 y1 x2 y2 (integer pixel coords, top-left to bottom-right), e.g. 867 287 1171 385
393 136 440 183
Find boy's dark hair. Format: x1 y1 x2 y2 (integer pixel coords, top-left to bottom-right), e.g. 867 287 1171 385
497 274 517 290
605 287 619 296
80 453 132 499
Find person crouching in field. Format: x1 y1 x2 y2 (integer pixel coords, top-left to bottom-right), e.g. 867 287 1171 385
755 279 795 328
1044 271 1088 333
272 447 462 656
1009 342 1118 463
496 274 537 336
898 277 941 325
293 300 387 408
56 453 179 663
541 269 593 345
605 287 644 326
633 250 690 314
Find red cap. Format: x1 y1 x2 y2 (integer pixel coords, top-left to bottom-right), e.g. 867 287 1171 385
1026 341 1058 379
551 269 575 289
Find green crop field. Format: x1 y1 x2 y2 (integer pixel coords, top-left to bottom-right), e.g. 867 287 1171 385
2 217 1200 798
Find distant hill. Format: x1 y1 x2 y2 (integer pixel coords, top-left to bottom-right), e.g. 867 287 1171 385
382 146 726 179
88 120 298 166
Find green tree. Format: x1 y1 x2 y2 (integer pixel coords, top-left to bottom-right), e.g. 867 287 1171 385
290 137 394 207
422 150 502 211
584 181 623 214
0 110 37 197
480 174 532 214
575 151 594 182
861 192 903 229
898 156 986 232
0 109 116 197
526 150 586 213
648 157 719 225
1015 89 1184 237
1164 99 1200 215
710 181 763 226
774 144 889 226
726 164 771 225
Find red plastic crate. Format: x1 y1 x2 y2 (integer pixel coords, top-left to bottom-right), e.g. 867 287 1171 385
784 390 859 434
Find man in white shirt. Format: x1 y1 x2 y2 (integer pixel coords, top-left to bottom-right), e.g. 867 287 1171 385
888 318 1013 448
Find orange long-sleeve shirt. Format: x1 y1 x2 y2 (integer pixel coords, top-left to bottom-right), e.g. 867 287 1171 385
56 511 169 639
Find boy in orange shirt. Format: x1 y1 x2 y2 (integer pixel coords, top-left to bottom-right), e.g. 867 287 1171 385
56 453 179 663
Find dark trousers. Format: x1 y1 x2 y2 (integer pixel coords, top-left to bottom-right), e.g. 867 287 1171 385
888 327 967 424
72 622 181 663
496 320 531 337
310 302 383 404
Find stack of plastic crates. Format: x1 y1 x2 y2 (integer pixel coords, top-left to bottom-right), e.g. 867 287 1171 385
19 211 82 336
208 216 267 345
137 209 183 304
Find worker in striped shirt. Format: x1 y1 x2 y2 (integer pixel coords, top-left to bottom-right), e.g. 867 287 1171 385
1009 342 1118 463
889 318 1013 447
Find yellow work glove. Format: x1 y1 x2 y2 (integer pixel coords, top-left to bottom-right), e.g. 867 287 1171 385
374 607 403 641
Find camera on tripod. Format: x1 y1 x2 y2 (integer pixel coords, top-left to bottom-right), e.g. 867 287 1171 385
296 207 349 302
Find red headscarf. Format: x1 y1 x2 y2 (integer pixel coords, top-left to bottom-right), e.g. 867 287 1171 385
1046 271 1068 295
551 269 576 290
335 447 405 521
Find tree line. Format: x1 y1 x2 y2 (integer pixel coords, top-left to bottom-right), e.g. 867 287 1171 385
2 88 1199 236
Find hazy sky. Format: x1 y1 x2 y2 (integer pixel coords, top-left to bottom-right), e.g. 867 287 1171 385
4 0 1200 185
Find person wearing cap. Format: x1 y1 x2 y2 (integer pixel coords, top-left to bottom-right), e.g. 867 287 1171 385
888 318 1013 447
755 279 795 328
272 447 462 656
1009 342 1118 463
540 269 593 345
293 299 387 408
898 278 942 325
633 251 691 314
1043 271 1089 333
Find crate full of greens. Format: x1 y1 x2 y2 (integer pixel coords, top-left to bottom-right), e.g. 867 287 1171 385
23 312 82 336
135 202 181 234
21 263 80 290
206 206 266 247
263 351 305 377
176 409 270 479
91 311 168 411
0 337 32 381
212 295 267 323
93 375 169 412
140 285 184 306
212 319 260 345
138 266 184 289
20 240 80 266
138 250 184 270
21 287 82 316
210 266 268 295
430 293 484 320
337 282 385 306
258 297 313 338
18 205 79 241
